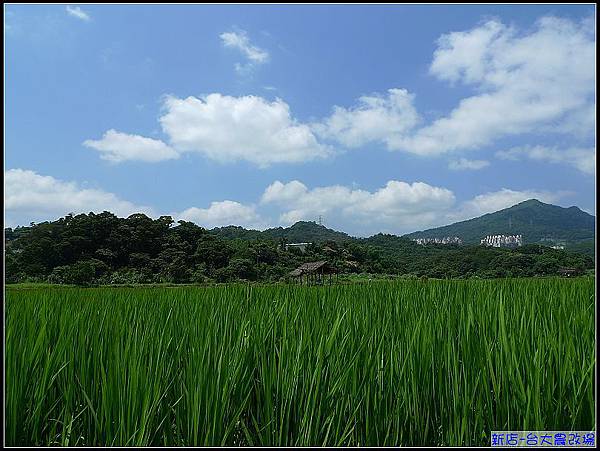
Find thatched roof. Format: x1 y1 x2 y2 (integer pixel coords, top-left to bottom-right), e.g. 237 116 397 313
299 261 327 271
289 261 330 276
558 267 578 274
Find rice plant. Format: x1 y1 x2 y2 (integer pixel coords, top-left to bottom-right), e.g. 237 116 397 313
5 278 595 446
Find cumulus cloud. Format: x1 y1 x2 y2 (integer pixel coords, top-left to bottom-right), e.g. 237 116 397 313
159 93 331 166
312 16 594 161
220 29 269 74
314 88 420 149
261 179 456 235
5 169 153 227
261 180 308 204
496 145 595 175
66 6 90 21
87 94 329 166
83 129 179 163
392 16 595 155
177 200 266 230
448 158 490 171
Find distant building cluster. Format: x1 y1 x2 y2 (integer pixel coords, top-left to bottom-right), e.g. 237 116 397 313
480 234 523 248
283 242 312 253
412 236 463 245
540 238 566 250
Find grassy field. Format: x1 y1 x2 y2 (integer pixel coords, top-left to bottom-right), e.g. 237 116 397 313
5 278 596 446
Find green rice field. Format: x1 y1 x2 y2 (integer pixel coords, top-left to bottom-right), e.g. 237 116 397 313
5 278 596 446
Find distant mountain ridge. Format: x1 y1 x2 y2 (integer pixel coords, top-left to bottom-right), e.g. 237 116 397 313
211 199 595 256
404 199 595 253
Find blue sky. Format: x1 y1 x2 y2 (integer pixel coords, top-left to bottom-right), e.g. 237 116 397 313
5 4 596 236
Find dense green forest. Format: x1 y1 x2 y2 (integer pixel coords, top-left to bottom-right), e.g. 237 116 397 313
4 211 593 286
212 221 352 243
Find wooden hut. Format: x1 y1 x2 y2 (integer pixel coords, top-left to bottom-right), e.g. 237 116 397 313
558 267 581 277
289 261 336 284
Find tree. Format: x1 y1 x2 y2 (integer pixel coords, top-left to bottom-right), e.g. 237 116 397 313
227 258 257 281
49 259 107 286
195 235 232 270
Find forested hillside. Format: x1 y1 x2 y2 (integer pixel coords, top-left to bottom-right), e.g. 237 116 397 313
211 221 352 243
405 199 595 255
5 211 593 285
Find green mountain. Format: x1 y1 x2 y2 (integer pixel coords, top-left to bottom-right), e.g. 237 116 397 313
404 199 595 254
211 221 352 243
210 200 594 256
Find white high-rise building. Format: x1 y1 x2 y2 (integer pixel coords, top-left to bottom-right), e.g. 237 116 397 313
413 236 463 245
480 234 523 248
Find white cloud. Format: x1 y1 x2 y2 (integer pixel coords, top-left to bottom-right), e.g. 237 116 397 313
261 179 456 235
220 29 269 74
83 129 179 163
220 30 269 63
310 16 594 160
159 93 331 166
429 19 506 85
261 180 308 204
496 145 595 175
448 158 490 171
314 88 420 149
177 200 266 230
392 16 595 155
66 6 90 22
5 169 152 227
